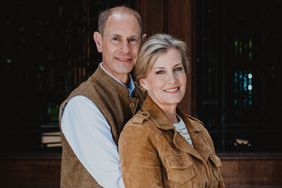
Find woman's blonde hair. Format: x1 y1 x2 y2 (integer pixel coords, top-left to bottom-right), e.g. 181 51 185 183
134 33 189 82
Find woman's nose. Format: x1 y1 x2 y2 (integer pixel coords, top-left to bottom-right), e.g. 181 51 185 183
168 72 177 84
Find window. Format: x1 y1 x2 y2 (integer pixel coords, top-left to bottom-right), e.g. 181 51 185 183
1 0 137 151
195 0 282 152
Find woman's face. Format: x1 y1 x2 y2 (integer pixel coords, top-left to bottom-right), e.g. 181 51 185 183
140 48 187 111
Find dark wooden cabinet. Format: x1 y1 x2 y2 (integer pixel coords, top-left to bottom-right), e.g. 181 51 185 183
1 152 282 188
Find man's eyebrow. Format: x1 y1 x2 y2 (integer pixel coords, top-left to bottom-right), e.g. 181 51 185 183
109 33 122 37
128 35 139 38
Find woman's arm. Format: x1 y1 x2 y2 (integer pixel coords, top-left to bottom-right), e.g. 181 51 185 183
119 122 163 188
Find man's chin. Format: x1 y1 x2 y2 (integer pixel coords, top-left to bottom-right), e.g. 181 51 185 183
115 65 134 74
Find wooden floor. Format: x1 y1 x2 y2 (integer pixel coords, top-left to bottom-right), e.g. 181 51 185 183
0 152 282 188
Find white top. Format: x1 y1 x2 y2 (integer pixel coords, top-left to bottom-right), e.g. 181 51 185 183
61 64 135 188
173 116 193 145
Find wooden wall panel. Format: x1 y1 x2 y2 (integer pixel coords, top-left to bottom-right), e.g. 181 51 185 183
220 154 282 187
137 0 193 114
136 0 165 36
167 0 192 114
0 153 61 188
1 152 282 188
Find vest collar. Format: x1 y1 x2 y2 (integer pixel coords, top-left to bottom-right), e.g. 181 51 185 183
90 65 134 97
99 63 135 96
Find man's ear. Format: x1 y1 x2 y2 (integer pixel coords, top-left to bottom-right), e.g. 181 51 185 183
93 31 102 53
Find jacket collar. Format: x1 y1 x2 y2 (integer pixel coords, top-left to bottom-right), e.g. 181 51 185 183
141 96 174 130
142 96 212 161
177 109 202 134
177 110 213 161
142 96 202 134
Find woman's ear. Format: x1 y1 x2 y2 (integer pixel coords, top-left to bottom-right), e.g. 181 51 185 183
93 32 102 53
139 78 148 91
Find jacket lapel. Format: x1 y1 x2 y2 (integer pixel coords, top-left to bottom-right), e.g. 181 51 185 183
180 111 213 162
173 131 204 161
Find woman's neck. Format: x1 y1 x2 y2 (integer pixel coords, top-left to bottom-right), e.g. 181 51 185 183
152 98 178 123
163 108 178 124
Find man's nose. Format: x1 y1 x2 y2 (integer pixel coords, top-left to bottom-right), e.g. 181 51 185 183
121 41 130 53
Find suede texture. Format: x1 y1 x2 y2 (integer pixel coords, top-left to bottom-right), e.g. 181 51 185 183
59 66 144 188
119 96 225 188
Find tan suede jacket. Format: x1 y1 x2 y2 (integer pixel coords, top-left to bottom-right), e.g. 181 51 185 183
119 97 224 188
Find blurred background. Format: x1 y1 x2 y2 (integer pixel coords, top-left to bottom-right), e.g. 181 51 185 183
1 0 282 187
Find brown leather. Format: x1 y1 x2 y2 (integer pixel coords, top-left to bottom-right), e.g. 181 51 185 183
119 96 225 188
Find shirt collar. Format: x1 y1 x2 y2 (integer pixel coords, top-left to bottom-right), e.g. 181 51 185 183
100 63 135 96
128 74 135 97
173 115 184 127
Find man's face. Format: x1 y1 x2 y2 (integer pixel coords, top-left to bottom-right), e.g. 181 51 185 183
94 13 142 83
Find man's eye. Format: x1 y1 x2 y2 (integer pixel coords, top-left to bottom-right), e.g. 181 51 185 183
112 37 120 42
129 38 139 44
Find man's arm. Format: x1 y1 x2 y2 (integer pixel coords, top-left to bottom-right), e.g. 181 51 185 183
61 95 125 188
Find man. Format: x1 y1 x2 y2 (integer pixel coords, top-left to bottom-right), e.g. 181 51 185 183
59 6 145 188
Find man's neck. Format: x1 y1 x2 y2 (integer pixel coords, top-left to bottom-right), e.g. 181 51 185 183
100 63 129 86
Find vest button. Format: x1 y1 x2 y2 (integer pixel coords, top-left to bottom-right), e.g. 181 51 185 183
129 103 135 108
141 112 149 117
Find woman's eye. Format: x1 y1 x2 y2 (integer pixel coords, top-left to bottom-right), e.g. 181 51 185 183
155 70 165 74
175 66 183 71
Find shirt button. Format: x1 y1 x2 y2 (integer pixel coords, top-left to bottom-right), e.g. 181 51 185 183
129 103 135 109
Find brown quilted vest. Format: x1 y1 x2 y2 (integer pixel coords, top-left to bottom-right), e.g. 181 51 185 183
59 65 144 188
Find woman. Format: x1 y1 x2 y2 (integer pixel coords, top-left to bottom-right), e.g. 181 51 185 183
119 34 224 188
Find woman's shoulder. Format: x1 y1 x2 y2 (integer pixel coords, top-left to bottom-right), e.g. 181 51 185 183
123 110 155 131
181 113 205 127
130 110 151 125
181 113 210 133
185 114 204 124
119 110 157 145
